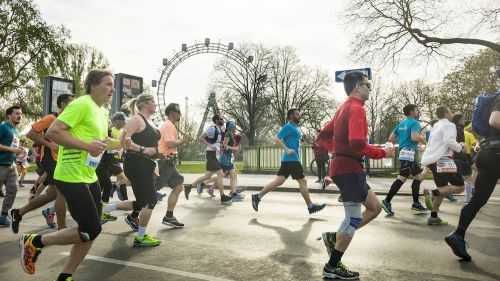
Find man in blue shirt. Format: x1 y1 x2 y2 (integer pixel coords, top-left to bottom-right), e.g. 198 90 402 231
0 105 23 226
381 104 427 216
251 108 326 214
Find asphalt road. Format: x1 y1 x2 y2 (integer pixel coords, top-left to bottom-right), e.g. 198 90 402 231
1 179 500 281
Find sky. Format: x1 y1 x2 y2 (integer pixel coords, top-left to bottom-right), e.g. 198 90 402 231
34 0 494 124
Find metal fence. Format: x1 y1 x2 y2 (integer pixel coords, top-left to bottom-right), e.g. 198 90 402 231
242 145 405 175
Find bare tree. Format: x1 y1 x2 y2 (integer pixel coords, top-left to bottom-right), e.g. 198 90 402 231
212 44 273 145
346 0 500 66
268 47 334 131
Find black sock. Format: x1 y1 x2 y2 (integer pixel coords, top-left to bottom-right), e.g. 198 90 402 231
386 179 404 202
131 210 140 218
32 235 45 248
431 211 438 218
57 273 72 281
166 210 173 218
328 249 344 267
454 228 466 238
411 180 422 203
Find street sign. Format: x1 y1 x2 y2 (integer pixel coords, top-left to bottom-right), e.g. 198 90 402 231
335 68 372 82
43 76 75 115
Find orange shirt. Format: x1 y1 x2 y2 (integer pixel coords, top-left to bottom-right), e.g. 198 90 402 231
158 119 177 156
31 114 58 160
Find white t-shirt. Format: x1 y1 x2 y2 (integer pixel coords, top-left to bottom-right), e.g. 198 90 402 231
206 125 223 151
421 119 463 166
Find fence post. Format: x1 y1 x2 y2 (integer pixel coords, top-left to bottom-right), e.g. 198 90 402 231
257 146 261 172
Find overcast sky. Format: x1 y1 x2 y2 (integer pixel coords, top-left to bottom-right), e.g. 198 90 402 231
35 0 491 123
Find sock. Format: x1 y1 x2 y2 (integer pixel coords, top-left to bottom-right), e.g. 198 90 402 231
386 179 404 202
455 228 466 238
166 210 173 218
103 203 118 213
411 180 422 203
131 210 140 218
328 248 344 267
57 273 72 281
431 211 438 218
32 234 45 248
137 226 146 238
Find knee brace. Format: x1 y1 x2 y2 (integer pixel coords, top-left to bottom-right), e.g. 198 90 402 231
338 202 362 237
79 224 102 241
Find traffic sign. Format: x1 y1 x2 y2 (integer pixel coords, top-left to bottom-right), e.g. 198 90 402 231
335 68 372 82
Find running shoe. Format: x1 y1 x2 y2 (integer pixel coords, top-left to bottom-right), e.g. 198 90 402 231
428 216 448 225
251 194 260 212
445 233 471 261
125 214 139 232
20 234 42 275
221 194 233 205
308 203 326 214
184 185 192 200
101 212 117 223
321 232 336 256
411 202 427 213
162 216 184 228
230 191 245 202
42 208 56 228
208 186 215 197
10 209 22 234
0 215 10 227
323 262 360 280
424 191 433 210
381 199 394 216
196 183 203 194
133 234 161 247
446 194 458 202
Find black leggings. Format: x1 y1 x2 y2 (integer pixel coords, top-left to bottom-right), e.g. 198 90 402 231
56 180 102 241
124 154 157 213
457 148 500 235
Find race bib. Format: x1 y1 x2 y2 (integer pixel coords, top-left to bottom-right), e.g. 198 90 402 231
85 153 102 169
11 136 19 148
436 157 457 173
399 148 415 161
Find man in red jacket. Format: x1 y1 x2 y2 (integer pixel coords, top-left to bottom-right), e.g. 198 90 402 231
316 71 394 280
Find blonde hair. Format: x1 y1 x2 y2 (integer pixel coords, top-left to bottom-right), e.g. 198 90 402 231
127 93 155 115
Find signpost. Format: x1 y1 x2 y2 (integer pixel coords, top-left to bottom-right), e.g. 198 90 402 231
43 76 75 115
335 67 372 82
112 73 143 114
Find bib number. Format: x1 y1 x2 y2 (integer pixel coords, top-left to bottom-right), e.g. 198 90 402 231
436 157 457 173
85 154 102 169
399 148 415 161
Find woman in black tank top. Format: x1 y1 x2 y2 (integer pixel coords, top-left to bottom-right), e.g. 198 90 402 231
101 94 163 247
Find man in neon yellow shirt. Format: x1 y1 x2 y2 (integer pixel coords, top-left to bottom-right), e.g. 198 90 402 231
20 70 112 281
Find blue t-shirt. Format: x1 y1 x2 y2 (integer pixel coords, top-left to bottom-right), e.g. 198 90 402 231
277 122 301 162
0 121 19 165
392 117 421 151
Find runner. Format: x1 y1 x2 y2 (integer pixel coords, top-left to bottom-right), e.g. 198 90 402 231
15 139 29 187
317 71 393 279
157 103 188 227
10 94 74 233
0 105 23 227
19 70 111 281
219 121 244 200
463 123 478 204
191 114 233 205
313 129 329 184
445 94 500 261
103 93 162 247
251 109 326 214
381 104 427 216
97 112 128 204
421 106 465 226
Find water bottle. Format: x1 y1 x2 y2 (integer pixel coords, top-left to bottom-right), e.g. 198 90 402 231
383 142 393 168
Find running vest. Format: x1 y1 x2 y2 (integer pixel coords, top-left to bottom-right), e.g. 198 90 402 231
132 114 160 148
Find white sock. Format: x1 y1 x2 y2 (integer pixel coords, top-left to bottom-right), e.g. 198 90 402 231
103 203 117 213
137 226 146 238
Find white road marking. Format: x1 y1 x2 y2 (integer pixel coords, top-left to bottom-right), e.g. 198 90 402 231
59 252 236 281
